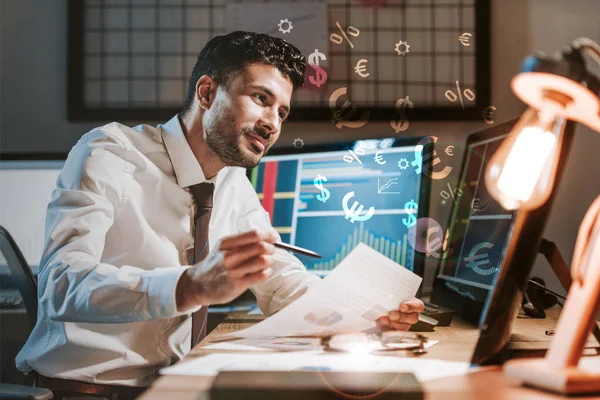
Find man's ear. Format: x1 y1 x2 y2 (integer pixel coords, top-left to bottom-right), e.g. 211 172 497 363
196 75 217 111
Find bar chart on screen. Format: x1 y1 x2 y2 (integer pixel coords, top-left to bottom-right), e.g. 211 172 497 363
306 222 411 275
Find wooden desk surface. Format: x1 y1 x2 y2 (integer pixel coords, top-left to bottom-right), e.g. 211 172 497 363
139 308 600 400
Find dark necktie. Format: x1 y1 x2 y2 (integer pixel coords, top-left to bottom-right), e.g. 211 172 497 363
188 182 214 347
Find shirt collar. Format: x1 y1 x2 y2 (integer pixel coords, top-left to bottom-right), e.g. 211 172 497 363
160 115 215 188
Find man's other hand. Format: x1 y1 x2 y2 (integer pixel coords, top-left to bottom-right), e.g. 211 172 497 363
176 229 278 311
376 298 425 331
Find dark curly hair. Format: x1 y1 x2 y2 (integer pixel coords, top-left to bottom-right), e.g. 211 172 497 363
180 31 306 117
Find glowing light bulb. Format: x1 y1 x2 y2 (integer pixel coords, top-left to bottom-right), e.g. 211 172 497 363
485 106 565 210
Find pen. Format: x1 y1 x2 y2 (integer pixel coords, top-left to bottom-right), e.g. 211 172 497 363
274 242 322 258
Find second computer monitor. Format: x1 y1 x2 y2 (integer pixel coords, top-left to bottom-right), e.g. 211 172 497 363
250 137 431 278
430 120 518 325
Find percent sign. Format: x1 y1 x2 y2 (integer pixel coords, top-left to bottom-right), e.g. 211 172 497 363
445 80 475 110
440 182 463 203
343 148 365 164
330 22 360 49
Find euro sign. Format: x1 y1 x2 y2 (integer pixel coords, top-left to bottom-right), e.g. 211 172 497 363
402 199 418 228
342 191 375 223
329 87 370 129
313 174 331 203
425 226 443 256
464 242 495 275
411 136 452 180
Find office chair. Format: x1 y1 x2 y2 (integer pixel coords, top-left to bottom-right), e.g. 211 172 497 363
0 225 53 399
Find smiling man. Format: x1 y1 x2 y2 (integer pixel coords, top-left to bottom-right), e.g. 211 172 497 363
16 31 423 399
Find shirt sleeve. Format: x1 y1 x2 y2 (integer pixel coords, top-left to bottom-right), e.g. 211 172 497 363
234 172 321 316
38 127 190 323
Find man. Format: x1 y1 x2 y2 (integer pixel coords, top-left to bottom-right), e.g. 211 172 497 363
17 31 423 398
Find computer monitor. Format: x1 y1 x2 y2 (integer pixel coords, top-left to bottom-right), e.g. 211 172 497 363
250 137 432 278
430 120 518 325
0 159 65 270
470 119 577 366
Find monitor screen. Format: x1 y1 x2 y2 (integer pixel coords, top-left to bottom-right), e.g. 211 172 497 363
431 123 517 325
250 138 431 278
0 160 64 269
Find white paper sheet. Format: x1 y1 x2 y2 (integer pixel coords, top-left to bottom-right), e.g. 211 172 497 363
580 356 600 371
233 243 423 338
160 352 471 382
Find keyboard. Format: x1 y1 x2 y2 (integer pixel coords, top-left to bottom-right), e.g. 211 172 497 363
0 290 25 310
422 301 455 326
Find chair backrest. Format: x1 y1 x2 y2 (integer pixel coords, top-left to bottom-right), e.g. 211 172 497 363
0 225 38 385
0 226 37 326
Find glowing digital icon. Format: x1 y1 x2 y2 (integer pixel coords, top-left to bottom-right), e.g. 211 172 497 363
398 158 409 170
440 182 463 204
458 32 472 47
313 174 331 203
377 178 399 195
407 217 444 258
394 40 410 55
329 87 370 129
330 22 360 49
412 136 452 180
374 151 386 165
342 191 375 223
464 242 495 275
343 148 365 164
444 145 455 156
293 138 304 149
470 197 490 214
445 80 475 109
354 59 370 78
307 49 328 88
278 18 293 34
482 106 496 124
402 199 418 228
425 226 444 257
391 95 413 133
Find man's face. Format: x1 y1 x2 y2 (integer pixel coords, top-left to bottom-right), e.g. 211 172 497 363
203 63 293 168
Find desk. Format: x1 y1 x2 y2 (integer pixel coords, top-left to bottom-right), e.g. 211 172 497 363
139 308 600 400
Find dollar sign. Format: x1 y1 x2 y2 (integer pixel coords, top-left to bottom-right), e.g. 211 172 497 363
402 199 418 228
391 96 414 133
308 49 328 88
314 174 331 203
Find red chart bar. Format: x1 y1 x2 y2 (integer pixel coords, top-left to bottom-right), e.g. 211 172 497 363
262 161 278 222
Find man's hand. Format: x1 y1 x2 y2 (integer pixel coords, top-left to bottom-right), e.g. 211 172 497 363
376 298 425 331
176 229 278 311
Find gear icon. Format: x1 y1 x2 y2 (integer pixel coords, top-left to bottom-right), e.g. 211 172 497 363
278 18 293 34
395 40 410 56
398 158 409 169
293 138 304 149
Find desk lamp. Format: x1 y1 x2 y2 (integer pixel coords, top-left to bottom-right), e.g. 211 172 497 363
485 37 600 394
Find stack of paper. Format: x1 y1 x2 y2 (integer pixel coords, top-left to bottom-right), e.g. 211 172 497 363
232 243 423 338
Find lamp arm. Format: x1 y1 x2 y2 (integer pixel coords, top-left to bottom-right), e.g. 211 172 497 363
570 38 600 100
571 195 600 283
545 195 600 368
571 37 600 60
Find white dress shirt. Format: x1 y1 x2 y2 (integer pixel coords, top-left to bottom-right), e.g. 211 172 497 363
16 115 320 387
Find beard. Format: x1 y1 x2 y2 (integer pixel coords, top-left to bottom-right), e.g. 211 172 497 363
204 101 272 169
